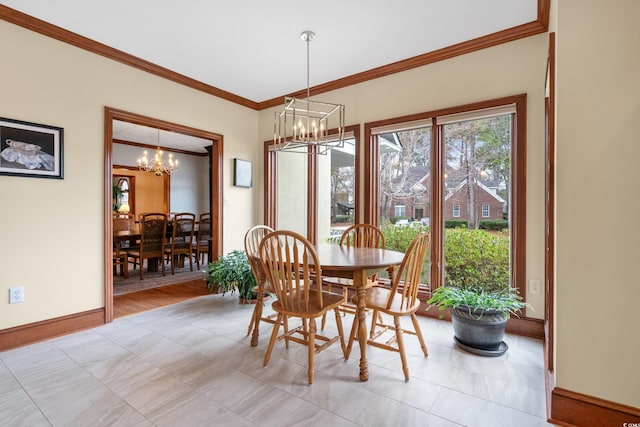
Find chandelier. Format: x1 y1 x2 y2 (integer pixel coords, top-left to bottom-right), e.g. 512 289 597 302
137 129 179 176
273 31 345 155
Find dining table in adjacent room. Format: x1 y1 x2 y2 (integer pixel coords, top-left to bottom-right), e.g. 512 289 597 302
252 243 406 382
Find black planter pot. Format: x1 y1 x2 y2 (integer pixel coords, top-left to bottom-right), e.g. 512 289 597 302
450 305 508 357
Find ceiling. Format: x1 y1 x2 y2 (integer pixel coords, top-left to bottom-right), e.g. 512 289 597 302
1 0 538 104
2 1 541 151
112 120 212 154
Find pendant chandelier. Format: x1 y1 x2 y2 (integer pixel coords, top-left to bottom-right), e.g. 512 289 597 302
273 31 345 155
137 129 179 176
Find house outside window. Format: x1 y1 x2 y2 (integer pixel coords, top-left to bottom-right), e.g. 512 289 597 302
453 204 460 218
395 205 406 218
482 204 490 217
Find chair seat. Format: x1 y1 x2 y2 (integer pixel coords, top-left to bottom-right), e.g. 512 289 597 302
127 248 164 258
355 287 422 316
272 290 345 317
165 242 191 252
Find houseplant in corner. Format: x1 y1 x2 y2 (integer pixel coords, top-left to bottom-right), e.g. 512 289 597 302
204 249 257 303
427 285 529 356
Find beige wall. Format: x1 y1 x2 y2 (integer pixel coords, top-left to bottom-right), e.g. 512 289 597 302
259 34 549 320
555 0 640 408
4 2 638 411
0 20 261 329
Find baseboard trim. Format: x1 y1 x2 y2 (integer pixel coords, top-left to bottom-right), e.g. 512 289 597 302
0 308 105 352
550 387 640 426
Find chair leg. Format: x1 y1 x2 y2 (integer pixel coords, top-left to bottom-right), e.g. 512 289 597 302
283 316 290 348
308 318 316 384
123 256 128 279
345 314 359 360
369 309 379 339
263 313 282 367
394 316 409 381
411 313 429 357
333 308 346 358
247 307 257 336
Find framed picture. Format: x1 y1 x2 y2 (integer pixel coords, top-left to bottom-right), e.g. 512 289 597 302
0 117 64 179
234 158 252 188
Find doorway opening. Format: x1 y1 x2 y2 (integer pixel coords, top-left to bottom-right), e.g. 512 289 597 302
104 107 223 322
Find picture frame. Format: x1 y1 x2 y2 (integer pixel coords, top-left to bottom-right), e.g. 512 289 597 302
234 158 252 188
0 117 64 179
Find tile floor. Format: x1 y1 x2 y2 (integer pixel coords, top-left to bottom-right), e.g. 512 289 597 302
0 294 551 426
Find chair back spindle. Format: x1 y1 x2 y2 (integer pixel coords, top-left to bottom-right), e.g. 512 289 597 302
260 231 323 314
387 231 429 311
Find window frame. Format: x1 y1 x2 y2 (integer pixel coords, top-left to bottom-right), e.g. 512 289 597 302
263 125 360 244
363 94 527 301
482 204 490 218
453 204 461 218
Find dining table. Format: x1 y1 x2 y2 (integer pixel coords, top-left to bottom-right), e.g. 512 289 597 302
252 243 405 382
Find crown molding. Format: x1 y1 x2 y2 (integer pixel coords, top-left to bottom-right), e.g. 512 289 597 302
1 2 550 111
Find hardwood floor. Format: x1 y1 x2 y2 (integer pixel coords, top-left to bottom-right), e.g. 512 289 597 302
113 278 211 318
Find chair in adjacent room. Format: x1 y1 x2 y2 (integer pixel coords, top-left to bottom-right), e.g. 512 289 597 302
243 225 278 345
192 212 211 269
259 230 346 385
112 213 137 278
127 213 167 280
346 231 430 381
164 212 196 275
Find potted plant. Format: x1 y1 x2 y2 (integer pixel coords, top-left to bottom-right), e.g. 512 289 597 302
204 249 257 302
427 285 530 356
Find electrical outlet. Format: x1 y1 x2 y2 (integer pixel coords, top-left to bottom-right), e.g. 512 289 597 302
9 287 24 304
528 279 540 295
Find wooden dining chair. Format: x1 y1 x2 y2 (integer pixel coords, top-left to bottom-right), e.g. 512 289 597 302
346 231 430 381
192 212 211 269
126 213 167 280
321 223 388 328
164 212 196 275
259 230 346 385
112 213 137 278
243 225 277 344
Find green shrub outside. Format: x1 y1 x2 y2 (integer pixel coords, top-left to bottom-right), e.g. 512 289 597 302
479 219 508 231
380 222 430 283
390 216 404 224
334 215 352 223
379 224 510 292
445 219 468 228
444 228 509 292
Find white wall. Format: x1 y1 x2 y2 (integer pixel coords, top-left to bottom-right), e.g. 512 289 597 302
555 0 640 408
0 20 260 329
259 34 549 319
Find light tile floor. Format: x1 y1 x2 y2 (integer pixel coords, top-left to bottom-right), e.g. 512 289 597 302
0 294 552 426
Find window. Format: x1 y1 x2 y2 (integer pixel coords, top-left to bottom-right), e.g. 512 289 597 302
395 205 406 218
264 127 359 244
365 94 526 299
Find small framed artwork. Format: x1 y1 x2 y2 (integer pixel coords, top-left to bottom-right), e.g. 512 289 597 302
0 117 64 179
234 158 252 188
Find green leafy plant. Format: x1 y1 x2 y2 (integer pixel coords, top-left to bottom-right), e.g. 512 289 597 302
204 249 256 301
428 285 528 319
